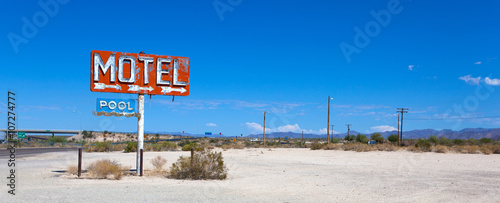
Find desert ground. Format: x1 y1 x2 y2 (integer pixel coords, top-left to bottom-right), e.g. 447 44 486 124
1 148 499 202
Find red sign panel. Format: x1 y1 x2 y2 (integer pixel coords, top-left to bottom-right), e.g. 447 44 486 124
90 50 190 96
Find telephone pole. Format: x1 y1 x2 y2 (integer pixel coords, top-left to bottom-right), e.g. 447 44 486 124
346 124 351 138
263 111 269 148
331 125 334 141
327 96 332 144
302 130 304 140
397 108 408 146
397 113 400 146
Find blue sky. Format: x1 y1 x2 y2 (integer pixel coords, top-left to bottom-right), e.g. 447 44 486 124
1 0 499 136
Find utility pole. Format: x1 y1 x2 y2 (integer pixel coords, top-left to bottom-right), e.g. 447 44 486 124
397 108 408 146
327 96 332 144
302 130 304 140
331 125 335 141
397 113 400 146
263 111 269 148
346 124 351 138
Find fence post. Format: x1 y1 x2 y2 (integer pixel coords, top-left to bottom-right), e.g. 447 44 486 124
140 149 143 176
78 148 82 177
190 147 194 167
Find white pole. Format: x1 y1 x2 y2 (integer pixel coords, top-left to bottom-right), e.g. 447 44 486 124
137 94 145 175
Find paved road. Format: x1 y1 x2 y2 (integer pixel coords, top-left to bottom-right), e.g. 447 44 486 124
0 147 79 158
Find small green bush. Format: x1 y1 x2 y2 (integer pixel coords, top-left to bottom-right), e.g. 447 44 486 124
387 134 399 143
310 142 324 150
182 142 200 151
344 134 356 141
48 136 67 143
415 139 432 152
428 135 438 145
438 137 452 146
169 148 227 180
370 133 384 144
124 142 137 153
479 137 492 144
356 134 369 143
453 139 464 145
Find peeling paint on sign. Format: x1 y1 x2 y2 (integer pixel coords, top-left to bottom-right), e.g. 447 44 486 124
90 50 190 96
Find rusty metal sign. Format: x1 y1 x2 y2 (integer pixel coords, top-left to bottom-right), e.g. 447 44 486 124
90 50 190 96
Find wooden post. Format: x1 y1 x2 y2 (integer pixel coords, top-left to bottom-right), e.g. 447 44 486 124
78 148 82 177
327 96 330 144
263 111 267 148
190 147 194 167
140 149 143 177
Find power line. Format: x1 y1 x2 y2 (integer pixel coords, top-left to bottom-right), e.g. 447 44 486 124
346 124 351 137
397 108 408 146
406 115 500 120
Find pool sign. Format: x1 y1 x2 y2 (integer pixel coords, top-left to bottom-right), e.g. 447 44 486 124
96 98 136 114
90 50 190 96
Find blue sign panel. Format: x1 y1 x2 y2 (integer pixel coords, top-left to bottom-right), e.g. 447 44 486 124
205 132 212 136
96 98 136 114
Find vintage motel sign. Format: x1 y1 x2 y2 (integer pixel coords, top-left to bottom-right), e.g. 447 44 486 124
90 50 190 96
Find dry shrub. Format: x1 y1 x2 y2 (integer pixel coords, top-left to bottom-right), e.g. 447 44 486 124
310 142 324 150
323 143 342 150
87 159 124 180
456 145 480 154
492 145 500 154
151 156 167 171
355 144 372 152
221 144 231 151
67 165 78 175
479 145 492 155
383 144 398 151
406 145 420 152
113 144 126 151
169 148 227 180
233 143 245 149
434 145 449 153
343 143 373 152
372 144 397 151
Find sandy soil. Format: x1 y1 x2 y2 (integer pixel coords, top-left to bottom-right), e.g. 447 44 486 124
1 148 499 202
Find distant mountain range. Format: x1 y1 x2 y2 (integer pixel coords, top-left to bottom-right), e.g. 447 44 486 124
245 128 500 140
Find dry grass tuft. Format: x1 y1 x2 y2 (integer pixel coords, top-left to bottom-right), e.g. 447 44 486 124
455 145 481 154
221 144 231 151
151 156 167 172
343 143 372 152
492 145 500 154
67 165 78 175
323 143 343 150
434 145 449 153
479 145 493 155
233 143 245 149
87 159 124 180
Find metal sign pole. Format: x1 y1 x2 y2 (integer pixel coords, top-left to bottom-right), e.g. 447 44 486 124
137 94 145 175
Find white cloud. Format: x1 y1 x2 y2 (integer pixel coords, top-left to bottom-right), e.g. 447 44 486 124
474 61 482 65
459 75 481 85
245 122 334 134
206 123 217 127
485 77 500 86
277 124 301 132
408 65 414 71
370 125 397 132
245 122 271 133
